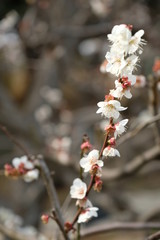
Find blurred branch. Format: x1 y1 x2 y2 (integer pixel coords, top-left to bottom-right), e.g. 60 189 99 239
81 221 160 238
36 156 70 240
102 145 160 181
0 123 30 157
0 223 39 240
148 75 160 144
117 113 160 146
147 231 160 240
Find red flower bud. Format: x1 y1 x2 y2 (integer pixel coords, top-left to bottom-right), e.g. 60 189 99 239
153 59 160 73
81 142 92 151
108 137 116 146
94 177 103 192
64 222 73 232
41 214 49 224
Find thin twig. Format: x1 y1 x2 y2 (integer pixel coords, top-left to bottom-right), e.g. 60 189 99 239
102 145 160 181
0 123 30 157
148 75 160 144
35 156 70 240
81 221 160 237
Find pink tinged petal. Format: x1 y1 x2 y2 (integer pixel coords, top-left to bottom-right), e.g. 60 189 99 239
77 207 99 223
70 178 87 199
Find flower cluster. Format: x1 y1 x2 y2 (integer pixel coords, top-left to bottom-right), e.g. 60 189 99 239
97 24 145 158
70 177 99 224
65 24 145 233
4 155 39 182
69 148 102 224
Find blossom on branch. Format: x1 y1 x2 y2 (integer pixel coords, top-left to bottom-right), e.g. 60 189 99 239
103 146 120 157
97 99 127 119
70 178 87 199
80 149 103 173
5 155 39 182
110 75 136 99
12 156 34 170
23 169 39 182
77 207 99 223
114 119 128 138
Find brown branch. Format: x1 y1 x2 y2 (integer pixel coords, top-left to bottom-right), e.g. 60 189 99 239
117 113 160 146
148 75 160 144
102 145 160 181
99 134 108 159
147 231 160 240
35 156 70 240
81 221 160 238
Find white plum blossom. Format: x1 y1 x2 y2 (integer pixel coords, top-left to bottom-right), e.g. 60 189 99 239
108 25 145 56
80 149 103 173
23 169 39 182
105 52 126 76
108 24 132 45
70 178 87 199
76 198 92 208
12 156 34 170
128 30 145 54
77 207 99 223
104 25 145 77
114 119 128 138
103 146 120 157
97 99 127 119
121 55 139 76
110 75 136 99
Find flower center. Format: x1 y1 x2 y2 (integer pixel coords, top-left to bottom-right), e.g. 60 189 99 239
79 188 85 195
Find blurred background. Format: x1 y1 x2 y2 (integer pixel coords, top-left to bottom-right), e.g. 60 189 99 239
0 0 160 239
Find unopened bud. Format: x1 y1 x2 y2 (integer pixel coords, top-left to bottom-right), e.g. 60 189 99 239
108 137 116 146
81 142 92 151
64 222 73 232
105 94 114 102
94 177 103 192
90 164 99 175
41 214 49 224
